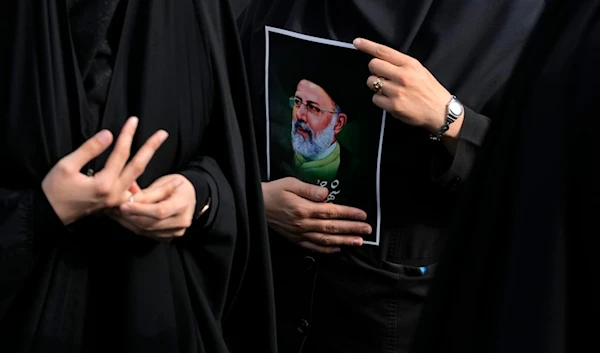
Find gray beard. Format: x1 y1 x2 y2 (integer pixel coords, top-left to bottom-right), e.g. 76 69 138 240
291 115 337 159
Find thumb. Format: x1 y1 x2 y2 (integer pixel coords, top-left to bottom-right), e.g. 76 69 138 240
282 177 328 202
66 130 113 171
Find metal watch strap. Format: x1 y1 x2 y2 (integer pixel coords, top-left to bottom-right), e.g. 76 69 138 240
429 115 457 141
429 96 461 142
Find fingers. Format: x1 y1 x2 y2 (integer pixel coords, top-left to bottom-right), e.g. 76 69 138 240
110 212 186 241
65 130 113 171
117 190 134 205
107 211 142 234
106 209 189 241
103 117 139 175
367 75 398 96
303 232 364 247
310 202 368 220
118 130 169 190
299 218 372 236
120 213 191 233
275 226 362 255
297 234 365 254
279 177 328 202
144 176 175 190
132 179 185 204
372 92 395 113
353 38 413 67
120 197 179 220
368 58 401 81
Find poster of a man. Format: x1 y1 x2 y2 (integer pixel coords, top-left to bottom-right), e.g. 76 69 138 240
265 27 385 245
290 79 349 183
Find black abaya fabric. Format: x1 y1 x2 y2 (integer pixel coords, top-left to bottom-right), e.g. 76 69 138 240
411 1 600 352
236 1 545 352
0 1 276 353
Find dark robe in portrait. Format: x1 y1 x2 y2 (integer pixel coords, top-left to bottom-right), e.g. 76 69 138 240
0 1 276 352
236 1 546 352
411 1 600 352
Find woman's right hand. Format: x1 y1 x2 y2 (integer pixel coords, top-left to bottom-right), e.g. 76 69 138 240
263 177 372 254
41 117 168 226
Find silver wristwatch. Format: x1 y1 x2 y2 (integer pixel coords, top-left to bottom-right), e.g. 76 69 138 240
430 95 463 141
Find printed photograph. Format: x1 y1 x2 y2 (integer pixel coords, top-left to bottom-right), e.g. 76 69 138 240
265 26 386 245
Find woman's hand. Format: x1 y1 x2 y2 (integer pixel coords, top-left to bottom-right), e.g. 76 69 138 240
353 38 464 146
263 178 371 253
42 117 169 225
110 174 198 242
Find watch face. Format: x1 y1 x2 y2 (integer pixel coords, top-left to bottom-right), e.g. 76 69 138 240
449 100 463 116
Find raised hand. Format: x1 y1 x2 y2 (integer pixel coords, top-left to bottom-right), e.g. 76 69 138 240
42 117 168 225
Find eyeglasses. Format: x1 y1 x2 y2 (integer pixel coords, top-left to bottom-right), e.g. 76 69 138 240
289 97 339 116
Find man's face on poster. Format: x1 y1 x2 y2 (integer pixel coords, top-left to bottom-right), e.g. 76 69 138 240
290 79 347 158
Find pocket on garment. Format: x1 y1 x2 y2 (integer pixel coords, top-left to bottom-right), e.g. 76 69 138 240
380 260 440 350
382 260 439 280
382 260 439 300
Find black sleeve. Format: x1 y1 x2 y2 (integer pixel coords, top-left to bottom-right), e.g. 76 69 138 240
178 157 227 228
0 188 64 247
431 106 491 190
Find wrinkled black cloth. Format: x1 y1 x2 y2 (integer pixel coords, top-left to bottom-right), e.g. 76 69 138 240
66 0 123 132
236 1 545 352
0 1 275 352
411 1 600 352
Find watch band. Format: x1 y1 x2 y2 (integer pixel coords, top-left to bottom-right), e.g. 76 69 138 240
429 95 462 142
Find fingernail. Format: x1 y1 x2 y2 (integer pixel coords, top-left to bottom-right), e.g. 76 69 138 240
129 116 139 127
357 213 367 220
353 239 363 246
353 38 361 46
158 130 169 142
363 227 372 234
120 204 130 212
333 248 341 253
97 130 112 144
316 188 328 199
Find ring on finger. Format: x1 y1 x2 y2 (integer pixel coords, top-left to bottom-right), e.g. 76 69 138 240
372 76 386 94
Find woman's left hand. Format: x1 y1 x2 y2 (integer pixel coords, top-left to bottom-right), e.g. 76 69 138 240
353 38 459 134
110 174 198 242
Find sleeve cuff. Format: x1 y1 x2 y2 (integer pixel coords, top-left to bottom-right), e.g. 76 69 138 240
431 106 491 191
178 168 219 227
